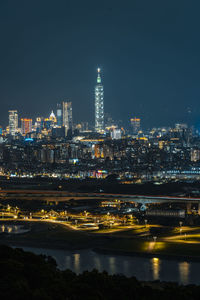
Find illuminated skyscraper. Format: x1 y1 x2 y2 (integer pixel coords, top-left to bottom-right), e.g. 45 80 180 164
56 103 62 126
111 128 122 140
9 110 18 135
62 101 73 136
130 117 141 134
21 118 32 136
35 117 43 132
95 68 104 131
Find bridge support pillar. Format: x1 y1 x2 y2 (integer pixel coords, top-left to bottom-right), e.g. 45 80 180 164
55 201 58 205
187 202 192 214
46 201 49 205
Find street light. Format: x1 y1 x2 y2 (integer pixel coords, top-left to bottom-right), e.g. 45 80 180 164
153 236 157 242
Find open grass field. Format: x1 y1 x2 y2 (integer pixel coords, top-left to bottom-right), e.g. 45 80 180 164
0 220 200 259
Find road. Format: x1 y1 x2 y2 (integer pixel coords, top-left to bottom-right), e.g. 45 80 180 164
0 189 199 203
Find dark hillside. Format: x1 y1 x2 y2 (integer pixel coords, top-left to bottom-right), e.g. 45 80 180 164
0 245 200 299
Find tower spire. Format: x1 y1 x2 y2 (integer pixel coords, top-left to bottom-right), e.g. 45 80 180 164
95 67 104 131
97 68 101 84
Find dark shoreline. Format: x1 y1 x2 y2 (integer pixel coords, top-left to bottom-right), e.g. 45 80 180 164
2 239 200 263
93 247 200 262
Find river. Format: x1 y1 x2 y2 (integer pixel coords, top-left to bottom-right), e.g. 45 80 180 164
19 246 200 285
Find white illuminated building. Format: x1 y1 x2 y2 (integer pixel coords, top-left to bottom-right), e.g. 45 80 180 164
9 110 18 135
95 68 104 132
62 101 73 136
111 128 122 139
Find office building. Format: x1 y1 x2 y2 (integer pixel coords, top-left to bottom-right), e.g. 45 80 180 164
62 101 73 136
130 117 141 134
9 110 18 135
111 128 122 140
56 103 62 126
21 118 32 136
95 68 104 131
49 111 56 122
35 117 43 132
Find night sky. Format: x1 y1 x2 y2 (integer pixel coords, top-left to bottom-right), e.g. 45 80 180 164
1 0 200 129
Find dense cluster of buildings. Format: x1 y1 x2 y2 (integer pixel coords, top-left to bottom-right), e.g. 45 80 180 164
4 69 104 139
0 121 199 182
1 69 200 182
2 69 141 140
7 101 73 139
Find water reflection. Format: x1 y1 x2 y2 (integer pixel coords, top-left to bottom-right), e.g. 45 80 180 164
74 253 80 273
179 262 190 285
19 247 200 285
109 257 116 274
0 224 29 234
8 227 12 233
152 257 160 280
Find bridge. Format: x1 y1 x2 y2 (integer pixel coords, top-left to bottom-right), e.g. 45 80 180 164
0 189 199 213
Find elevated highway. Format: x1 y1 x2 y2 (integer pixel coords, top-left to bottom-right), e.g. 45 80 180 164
0 189 199 204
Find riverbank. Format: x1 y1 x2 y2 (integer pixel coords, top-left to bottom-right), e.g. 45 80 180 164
4 241 200 263
93 247 200 262
1 220 200 262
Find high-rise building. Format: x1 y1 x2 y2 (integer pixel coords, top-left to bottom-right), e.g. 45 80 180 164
130 117 141 134
62 101 73 136
35 117 44 132
49 111 56 123
21 118 32 136
95 68 104 132
191 149 200 162
56 103 62 126
111 128 122 140
9 110 18 135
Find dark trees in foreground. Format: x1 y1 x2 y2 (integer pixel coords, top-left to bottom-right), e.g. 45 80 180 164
0 245 199 300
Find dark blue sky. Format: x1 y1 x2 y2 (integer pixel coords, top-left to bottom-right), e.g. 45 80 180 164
1 0 200 128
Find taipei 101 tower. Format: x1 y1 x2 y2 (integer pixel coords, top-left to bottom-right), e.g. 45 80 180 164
95 68 104 132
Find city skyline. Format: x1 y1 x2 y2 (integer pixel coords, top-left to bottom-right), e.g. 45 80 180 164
2 1 200 294
0 64 197 130
1 1 200 128
2 67 197 133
